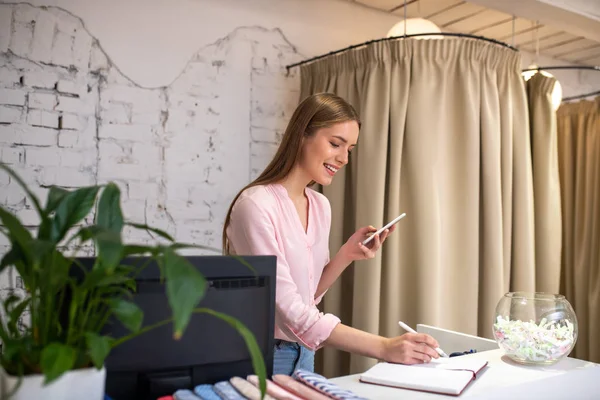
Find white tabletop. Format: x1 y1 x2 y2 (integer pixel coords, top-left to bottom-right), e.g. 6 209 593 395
330 349 600 399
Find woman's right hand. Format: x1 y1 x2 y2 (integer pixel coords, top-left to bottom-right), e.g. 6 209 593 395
381 333 441 364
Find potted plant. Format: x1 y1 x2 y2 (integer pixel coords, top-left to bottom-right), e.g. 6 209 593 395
0 164 267 399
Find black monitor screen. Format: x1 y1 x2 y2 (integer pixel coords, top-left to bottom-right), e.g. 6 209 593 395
72 255 276 400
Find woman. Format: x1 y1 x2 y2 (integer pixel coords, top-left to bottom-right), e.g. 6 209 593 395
223 93 440 375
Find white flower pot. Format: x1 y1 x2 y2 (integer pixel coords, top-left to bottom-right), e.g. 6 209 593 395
1 365 106 400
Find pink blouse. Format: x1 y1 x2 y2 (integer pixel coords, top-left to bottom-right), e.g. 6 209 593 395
226 183 341 351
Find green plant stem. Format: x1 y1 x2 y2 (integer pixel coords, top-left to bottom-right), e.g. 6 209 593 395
21 355 40 373
55 286 67 336
72 289 92 346
132 257 157 280
111 317 172 348
66 284 79 346
94 304 114 334
79 288 96 336
43 280 53 344
37 251 51 344
29 275 37 341
111 307 238 347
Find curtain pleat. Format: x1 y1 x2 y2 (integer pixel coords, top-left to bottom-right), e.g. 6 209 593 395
300 37 534 377
557 97 600 363
527 73 562 294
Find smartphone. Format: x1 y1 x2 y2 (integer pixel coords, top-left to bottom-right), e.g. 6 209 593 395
362 213 406 245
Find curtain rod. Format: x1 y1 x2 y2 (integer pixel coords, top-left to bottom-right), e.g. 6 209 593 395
285 32 518 71
522 65 600 73
563 89 600 102
522 65 600 102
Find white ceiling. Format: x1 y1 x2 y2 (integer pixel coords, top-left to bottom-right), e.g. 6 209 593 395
538 0 600 22
348 0 600 66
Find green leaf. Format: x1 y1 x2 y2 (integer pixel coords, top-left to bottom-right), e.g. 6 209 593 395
85 333 113 369
7 298 30 335
39 186 69 239
29 239 55 266
122 244 157 257
80 263 135 285
80 267 109 290
45 186 69 213
98 275 136 291
169 242 220 253
0 207 33 263
2 294 22 314
230 255 257 275
96 183 124 234
162 249 207 339
75 225 103 243
51 186 100 243
0 248 19 273
75 226 123 270
0 247 28 286
95 230 123 271
47 251 72 287
126 222 174 242
101 286 134 300
0 337 20 361
40 343 77 384
84 265 136 291
0 164 44 217
199 308 267 398
108 299 143 332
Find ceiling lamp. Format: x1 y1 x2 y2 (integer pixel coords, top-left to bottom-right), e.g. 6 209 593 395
522 64 563 111
387 18 442 39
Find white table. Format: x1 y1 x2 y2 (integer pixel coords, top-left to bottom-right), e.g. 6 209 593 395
330 326 600 399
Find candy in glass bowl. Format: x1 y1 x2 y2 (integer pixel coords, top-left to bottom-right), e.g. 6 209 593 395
492 292 578 365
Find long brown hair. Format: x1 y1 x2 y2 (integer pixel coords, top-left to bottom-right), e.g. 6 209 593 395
222 92 360 254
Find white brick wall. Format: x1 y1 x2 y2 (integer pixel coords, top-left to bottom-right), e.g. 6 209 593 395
0 89 27 106
0 106 23 124
1 1 597 269
0 67 20 86
29 92 58 109
5 1 597 325
23 71 58 89
27 109 60 128
0 3 299 284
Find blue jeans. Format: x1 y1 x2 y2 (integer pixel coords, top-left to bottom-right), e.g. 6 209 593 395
272 340 315 375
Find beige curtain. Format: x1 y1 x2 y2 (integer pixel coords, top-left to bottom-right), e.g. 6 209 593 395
557 97 600 363
300 38 536 377
527 73 562 293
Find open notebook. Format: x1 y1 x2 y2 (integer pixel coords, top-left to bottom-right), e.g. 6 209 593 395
360 357 488 396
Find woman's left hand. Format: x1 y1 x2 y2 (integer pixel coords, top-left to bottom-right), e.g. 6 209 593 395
338 224 396 262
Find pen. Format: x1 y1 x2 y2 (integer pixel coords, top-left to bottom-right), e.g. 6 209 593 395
398 321 449 358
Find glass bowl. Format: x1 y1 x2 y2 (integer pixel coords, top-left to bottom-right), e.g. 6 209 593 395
492 292 578 365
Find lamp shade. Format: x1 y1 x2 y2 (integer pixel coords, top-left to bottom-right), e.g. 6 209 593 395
387 18 442 39
522 65 563 111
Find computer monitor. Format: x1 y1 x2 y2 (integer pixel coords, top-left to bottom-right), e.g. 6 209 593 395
71 255 276 400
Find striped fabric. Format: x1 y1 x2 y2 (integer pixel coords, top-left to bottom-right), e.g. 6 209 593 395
293 370 368 400
230 377 276 400
173 389 201 400
194 384 222 400
272 375 331 400
246 375 304 400
213 381 246 400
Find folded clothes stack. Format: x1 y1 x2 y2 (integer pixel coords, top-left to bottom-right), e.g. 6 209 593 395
152 370 368 400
